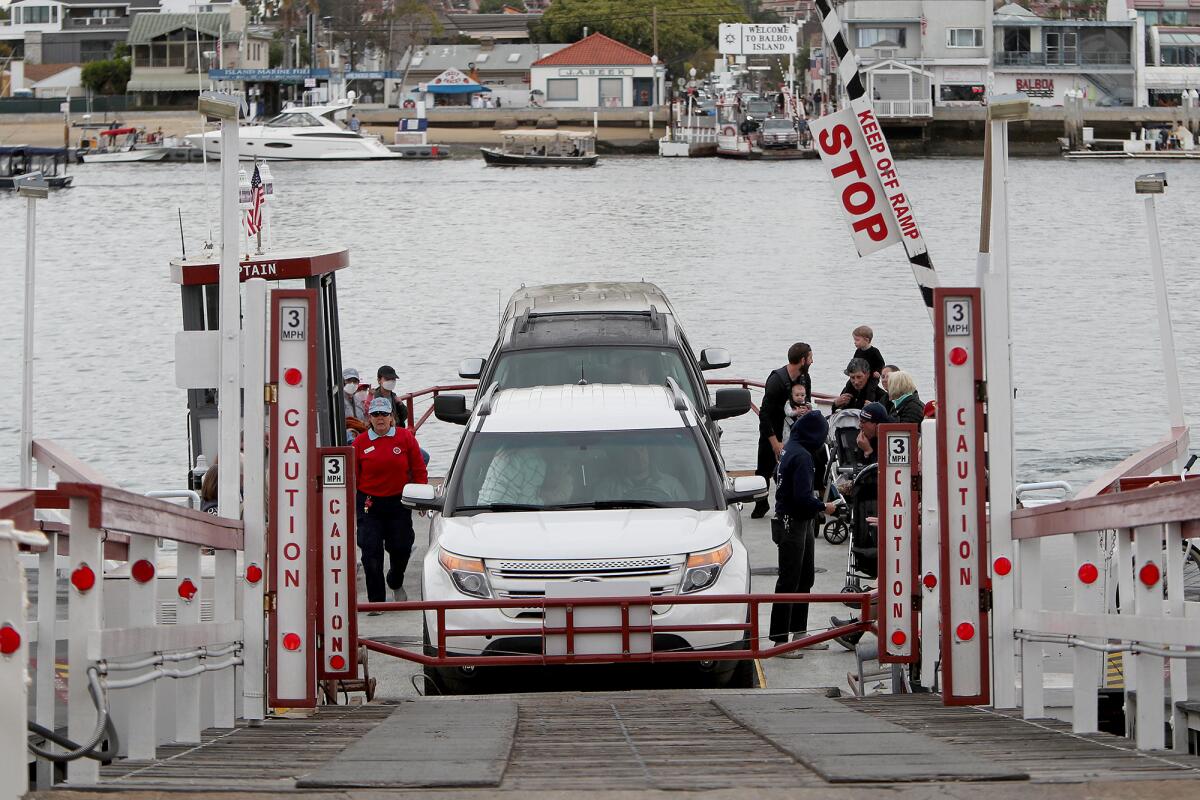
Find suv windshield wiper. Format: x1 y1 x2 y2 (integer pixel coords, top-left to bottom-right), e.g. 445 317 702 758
456 503 544 512
545 500 671 510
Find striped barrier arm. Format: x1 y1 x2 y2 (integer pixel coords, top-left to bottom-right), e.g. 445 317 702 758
814 0 939 309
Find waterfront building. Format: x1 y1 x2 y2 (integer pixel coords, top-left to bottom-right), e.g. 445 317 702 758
529 33 665 109
991 2 1138 106
125 2 271 107
0 0 159 63
832 0 994 117
5 60 81 97
1130 0 1200 105
390 41 569 107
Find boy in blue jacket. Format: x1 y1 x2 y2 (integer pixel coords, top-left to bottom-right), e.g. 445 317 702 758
770 410 838 651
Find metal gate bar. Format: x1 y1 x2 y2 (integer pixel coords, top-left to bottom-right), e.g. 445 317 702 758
357 591 876 667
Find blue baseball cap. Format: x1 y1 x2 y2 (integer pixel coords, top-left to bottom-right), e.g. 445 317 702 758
368 397 393 415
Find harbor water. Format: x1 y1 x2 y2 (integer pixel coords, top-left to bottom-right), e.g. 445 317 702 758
1 155 1197 493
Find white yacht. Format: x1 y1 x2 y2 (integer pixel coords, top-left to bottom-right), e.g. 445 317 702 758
186 100 400 161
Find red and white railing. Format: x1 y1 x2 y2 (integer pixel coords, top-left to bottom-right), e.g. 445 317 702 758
1006 426 1197 750
1 441 257 790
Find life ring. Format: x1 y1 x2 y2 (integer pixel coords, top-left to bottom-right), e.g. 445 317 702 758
721 124 736 137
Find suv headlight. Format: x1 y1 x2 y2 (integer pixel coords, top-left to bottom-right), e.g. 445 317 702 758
438 549 491 598
680 541 733 594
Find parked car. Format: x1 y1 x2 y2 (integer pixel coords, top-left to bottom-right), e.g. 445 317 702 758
760 117 799 149
405 383 768 694
437 282 751 444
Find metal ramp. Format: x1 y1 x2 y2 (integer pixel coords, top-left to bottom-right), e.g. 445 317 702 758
63 691 1200 795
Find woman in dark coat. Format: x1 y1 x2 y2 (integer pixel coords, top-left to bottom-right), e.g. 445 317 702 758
885 370 925 425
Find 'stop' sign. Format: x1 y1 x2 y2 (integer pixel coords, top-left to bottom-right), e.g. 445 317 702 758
718 23 798 55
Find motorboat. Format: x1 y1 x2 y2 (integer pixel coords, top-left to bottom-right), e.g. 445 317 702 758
81 127 173 163
185 99 400 161
480 130 598 167
0 146 73 189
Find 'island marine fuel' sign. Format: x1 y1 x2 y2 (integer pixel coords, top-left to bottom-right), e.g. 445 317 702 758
810 108 903 257
877 424 919 664
268 289 319 708
317 448 358 680
934 288 990 706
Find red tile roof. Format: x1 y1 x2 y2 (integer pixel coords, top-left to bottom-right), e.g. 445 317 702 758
532 33 652 66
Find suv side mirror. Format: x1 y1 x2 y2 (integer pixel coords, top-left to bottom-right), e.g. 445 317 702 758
725 475 768 504
433 394 471 425
709 387 751 420
699 347 731 371
401 483 444 512
458 357 485 379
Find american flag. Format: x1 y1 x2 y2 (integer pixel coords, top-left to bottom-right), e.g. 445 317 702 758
245 164 265 236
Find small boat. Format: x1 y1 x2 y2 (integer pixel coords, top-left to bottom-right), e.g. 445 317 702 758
659 94 718 158
1064 125 1200 160
81 127 174 163
0 146 74 190
481 130 598 167
186 99 400 161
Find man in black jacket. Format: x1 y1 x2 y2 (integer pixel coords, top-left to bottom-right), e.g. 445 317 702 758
754 342 813 518
771 410 838 649
831 358 887 412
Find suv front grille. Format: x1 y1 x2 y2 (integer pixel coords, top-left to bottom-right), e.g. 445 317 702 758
486 556 684 619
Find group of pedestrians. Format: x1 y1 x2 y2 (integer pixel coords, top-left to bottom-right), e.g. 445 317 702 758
754 326 928 655
341 365 427 609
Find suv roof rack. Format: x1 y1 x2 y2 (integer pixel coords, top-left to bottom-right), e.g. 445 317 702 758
476 383 502 417
648 305 663 331
664 377 689 412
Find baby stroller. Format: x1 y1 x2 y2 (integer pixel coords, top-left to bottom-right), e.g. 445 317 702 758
841 461 879 595
821 409 865 544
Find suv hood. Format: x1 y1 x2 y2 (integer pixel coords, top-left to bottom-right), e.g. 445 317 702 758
437 509 735 560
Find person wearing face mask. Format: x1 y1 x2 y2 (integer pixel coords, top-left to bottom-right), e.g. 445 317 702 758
362 364 409 428
343 368 368 444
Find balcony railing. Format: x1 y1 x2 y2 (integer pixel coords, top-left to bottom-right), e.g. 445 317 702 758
65 16 129 29
994 51 1131 67
873 99 932 118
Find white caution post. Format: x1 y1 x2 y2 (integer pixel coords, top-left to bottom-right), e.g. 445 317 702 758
268 289 320 708
877 424 919 664
934 288 990 706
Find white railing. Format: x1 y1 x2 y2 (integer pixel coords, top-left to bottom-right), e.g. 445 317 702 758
5 441 256 788
1 512 47 800
1010 452 1198 751
873 99 933 119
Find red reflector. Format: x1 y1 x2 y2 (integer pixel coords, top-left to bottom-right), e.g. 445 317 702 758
245 563 263 585
283 633 302 652
890 630 907 647
956 622 976 641
1139 562 1161 587
949 347 969 366
70 563 96 592
993 556 1012 577
178 578 198 602
1077 562 1099 584
329 654 346 670
0 625 21 655
131 559 156 583
922 573 937 589
284 367 303 386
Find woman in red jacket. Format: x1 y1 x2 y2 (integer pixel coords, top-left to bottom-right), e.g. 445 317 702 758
353 396 428 606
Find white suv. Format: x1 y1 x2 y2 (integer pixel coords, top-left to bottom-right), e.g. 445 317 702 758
403 382 767 693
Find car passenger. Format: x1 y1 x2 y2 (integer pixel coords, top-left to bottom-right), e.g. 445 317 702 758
478 448 547 506
602 443 687 502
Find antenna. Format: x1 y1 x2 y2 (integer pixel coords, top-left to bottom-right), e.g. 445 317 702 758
578 363 588 385
178 208 187 259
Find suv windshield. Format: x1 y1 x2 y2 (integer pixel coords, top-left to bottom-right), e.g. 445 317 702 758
453 428 716 513
490 347 700 406
763 119 793 130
